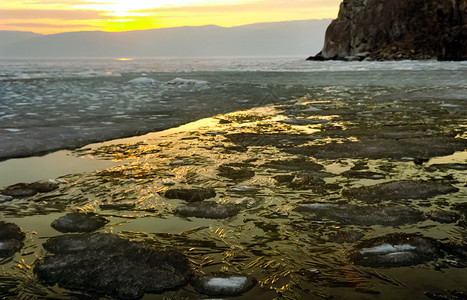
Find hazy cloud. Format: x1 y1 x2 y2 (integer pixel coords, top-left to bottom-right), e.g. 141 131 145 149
3 22 98 28
0 9 106 20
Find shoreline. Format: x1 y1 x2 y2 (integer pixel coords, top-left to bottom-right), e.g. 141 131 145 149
0 115 223 188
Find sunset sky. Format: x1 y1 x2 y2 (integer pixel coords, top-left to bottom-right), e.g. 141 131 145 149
1 0 341 34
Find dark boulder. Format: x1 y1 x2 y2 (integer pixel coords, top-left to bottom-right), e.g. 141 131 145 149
217 164 255 181
1 180 59 198
426 210 461 223
164 188 216 202
175 201 240 219
51 212 109 233
296 203 424 226
0 221 25 257
351 233 441 268
342 180 459 202
35 233 192 299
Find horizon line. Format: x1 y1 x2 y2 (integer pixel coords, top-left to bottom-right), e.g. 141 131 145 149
1 18 333 36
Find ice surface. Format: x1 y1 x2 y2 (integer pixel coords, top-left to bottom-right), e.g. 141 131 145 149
128 77 156 84
0 58 465 160
166 77 208 85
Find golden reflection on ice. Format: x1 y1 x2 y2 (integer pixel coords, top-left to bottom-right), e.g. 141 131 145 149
2 96 467 300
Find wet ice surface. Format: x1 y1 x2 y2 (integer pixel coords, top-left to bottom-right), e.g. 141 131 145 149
1 58 466 160
0 58 466 299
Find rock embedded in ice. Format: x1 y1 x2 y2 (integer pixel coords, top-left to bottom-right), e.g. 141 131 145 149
285 136 467 160
35 233 192 299
426 210 461 223
99 202 135 210
164 188 216 202
43 233 123 254
191 273 256 296
296 203 425 226
342 180 459 202
51 212 109 233
218 164 255 181
175 201 240 219
1 180 60 198
0 221 25 257
2 183 38 197
351 234 441 268
426 163 467 171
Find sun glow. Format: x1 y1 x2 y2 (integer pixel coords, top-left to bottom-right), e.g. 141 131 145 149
1 0 341 34
76 0 240 17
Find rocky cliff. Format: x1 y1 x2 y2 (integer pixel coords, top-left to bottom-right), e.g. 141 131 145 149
308 0 467 61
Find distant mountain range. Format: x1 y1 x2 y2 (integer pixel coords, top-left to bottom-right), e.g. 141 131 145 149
0 19 331 57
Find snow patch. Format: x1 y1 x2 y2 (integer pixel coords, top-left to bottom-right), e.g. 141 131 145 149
128 77 156 84
206 277 248 289
360 244 416 254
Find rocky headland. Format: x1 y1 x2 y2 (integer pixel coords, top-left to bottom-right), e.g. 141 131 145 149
308 0 467 61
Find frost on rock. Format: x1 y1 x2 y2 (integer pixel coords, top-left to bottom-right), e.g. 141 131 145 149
0 194 14 203
191 273 256 296
0 221 25 257
351 234 441 268
35 233 193 299
51 212 109 233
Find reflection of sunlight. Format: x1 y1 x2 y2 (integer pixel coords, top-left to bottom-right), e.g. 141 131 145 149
115 58 134 61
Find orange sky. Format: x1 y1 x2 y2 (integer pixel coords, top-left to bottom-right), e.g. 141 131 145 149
0 0 341 34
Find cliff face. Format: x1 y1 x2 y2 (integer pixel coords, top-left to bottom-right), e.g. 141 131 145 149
309 0 467 61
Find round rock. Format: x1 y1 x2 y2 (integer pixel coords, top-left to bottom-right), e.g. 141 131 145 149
51 212 109 233
351 233 441 268
35 233 193 299
164 188 216 202
296 203 424 226
0 221 26 257
342 180 459 202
